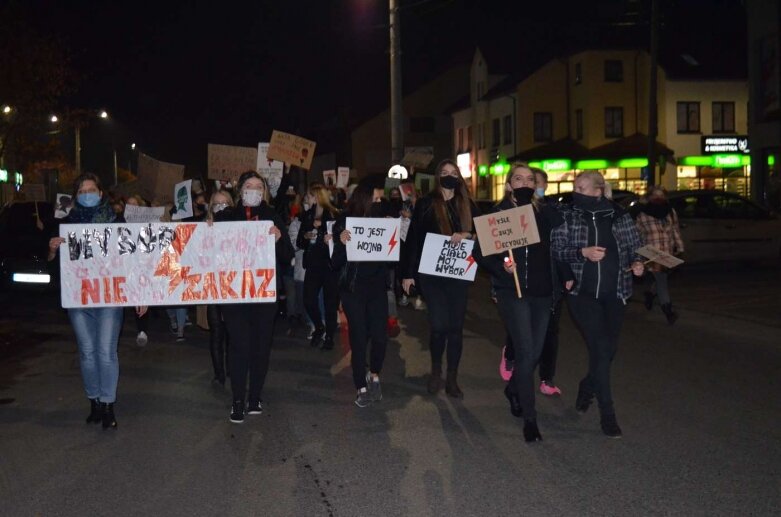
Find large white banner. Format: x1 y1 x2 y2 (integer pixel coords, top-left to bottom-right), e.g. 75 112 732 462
345 217 401 262
418 233 478 281
58 221 277 308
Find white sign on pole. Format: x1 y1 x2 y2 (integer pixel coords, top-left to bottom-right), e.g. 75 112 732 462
57 221 277 308
635 245 685 269
327 221 335 258
171 179 193 220
417 233 478 281
55 193 73 219
123 205 165 223
337 167 350 188
399 217 411 242
323 169 336 187
257 142 284 197
345 217 401 262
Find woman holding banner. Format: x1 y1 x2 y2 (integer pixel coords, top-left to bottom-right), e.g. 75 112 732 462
298 183 341 350
402 159 480 398
48 173 148 430
214 172 294 423
551 171 645 438
477 163 571 442
332 174 390 407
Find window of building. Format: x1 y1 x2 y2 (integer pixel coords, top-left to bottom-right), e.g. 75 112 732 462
575 109 583 140
604 107 624 138
712 102 735 133
491 118 500 147
604 60 623 82
677 102 700 133
533 112 553 142
457 128 464 152
477 123 484 149
503 115 513 145
467 125 473 150
410 116 435 133
575 63 582 85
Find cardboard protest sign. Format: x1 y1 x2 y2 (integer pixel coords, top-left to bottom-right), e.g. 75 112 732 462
207 143 258 182
257 142 284 197
414 173 435 195
171 179 193 220
400 217 411 241
57 221 276 308
473 205 540 256
399 183 415 202
55 193 73 219
323 169 336 187
337 167 350 189
267 130 316 170
384 177 401 197
123 204 165 223
636 245 685 269
418 233 478 281
345 217 401 262
138 153 185 205
402 146 434 169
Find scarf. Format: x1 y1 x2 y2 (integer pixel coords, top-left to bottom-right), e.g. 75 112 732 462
67 198 117 223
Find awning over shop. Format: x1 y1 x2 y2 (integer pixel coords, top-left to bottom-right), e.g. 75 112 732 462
510 138 590 162
586 132 674 161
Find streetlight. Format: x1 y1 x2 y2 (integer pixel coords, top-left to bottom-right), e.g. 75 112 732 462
2 105 11 115
50 115 59 123
99 110 109 119
131 142 136 150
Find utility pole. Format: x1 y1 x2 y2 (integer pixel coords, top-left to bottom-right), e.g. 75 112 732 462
389 0 403 165
646 0 659 188
74 124 82 174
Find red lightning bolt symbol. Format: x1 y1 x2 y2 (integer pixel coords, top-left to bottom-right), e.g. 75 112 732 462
387 228 398 256
153 224 197 294
520 214 528 234
464 254 476 273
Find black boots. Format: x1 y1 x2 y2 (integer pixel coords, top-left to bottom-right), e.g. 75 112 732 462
661 303 678 325
504 384 523 418
523 420 543 442
575 385 594 414
320 335 335 350
100 403 117 430
644 291 655 310
310 327 325 348
600 414 623 439
445 371 463 399
86 398 101 424
427 363 443 394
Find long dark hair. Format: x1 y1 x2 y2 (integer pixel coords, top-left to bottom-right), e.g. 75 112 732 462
432 159 473 234
346 185 374 217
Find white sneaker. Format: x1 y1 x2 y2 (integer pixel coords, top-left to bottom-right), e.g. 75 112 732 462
399 294 409 307
136 331 148 347
414 297 426 311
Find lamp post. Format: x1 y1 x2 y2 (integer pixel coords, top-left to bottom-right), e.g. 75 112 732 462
389 0 403 164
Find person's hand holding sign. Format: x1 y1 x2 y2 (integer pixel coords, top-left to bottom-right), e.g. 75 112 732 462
402 278 415 295
48 237 65 261
581 246 606 262
630 260 645 277
269 225 281 242
503 256 516 274
340 229 351 245
136 306 148 317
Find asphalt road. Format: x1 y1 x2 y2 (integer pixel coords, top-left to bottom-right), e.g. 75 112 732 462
0 263 779 516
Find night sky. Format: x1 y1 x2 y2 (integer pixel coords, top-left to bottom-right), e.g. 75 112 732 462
9 0 747 176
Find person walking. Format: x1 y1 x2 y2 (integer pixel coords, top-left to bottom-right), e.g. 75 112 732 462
551 172 645 438
213 172 294 423
48 173 147 429
635 186 684 324
402 159 480 398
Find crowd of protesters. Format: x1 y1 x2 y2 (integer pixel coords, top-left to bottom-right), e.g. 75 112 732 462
48 158 686 441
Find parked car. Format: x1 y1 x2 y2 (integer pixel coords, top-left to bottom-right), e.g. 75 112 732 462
666 190 781 264
0 201 57 290
555 188 639 208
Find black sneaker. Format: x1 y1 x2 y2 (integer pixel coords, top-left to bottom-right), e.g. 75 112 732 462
229 401 245 423
366 372 382 401
601 415 623 439
310 327 325 348
354 389 371 408
169 320 178 335
247 399 263 415
320 335 335 351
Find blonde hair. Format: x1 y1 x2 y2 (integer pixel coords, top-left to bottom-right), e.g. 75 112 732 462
309 183 340 216
575 171 613 200
208 189 235 220
505 162 542 209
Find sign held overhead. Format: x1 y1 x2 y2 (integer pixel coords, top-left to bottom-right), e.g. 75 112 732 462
267 130 317 170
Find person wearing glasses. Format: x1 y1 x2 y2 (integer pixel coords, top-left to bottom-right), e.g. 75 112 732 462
402 159 480 398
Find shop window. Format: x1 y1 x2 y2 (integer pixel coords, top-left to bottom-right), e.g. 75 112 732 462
604 60 623 82
503 115 513 145
677 102 700 133
410 117 435 133
533 112 553 142
712 102 735 133
575 109 583 140
492 118 500 147
605 107 624 138
575 63 582 85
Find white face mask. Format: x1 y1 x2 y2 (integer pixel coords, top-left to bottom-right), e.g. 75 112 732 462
303 202 311 211
212 202 228 213
242 189 262 207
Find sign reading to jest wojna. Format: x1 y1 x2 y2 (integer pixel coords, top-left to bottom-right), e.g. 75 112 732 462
473 205 540 256
345 217 401 262
58 221 276 308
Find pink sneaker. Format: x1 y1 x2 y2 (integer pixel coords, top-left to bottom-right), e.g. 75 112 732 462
499 346 513 382
539 380 562 396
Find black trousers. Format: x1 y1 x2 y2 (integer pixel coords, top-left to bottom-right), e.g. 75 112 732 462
418 274 469 371
567 294 626 417
222 303 276 403
304 264 339 337
496 291 551 422
134 310 148 333
341 274 389 390
503 297 562 383
207 304 229 380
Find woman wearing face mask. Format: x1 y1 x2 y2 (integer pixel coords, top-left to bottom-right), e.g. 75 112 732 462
213 172 294 423
635 186 684 324
332 175 392 407
297 183 341 350
476 163 572 442
402 159 480 398
551 172 645 438
205 190 234 385
47 173 147 430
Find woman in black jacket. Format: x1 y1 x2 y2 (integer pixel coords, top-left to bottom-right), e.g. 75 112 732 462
477 163 572 442
402 159 480 398
297 183 341 350
214 171 294 423
331 175 390 408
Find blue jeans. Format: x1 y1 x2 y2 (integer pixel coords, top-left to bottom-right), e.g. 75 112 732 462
68 307 124 403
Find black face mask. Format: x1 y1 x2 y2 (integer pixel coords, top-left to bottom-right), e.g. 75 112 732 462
369 200 389 217
439 175 460 190
512 187 535 206
195 203 207 213
389 199 403 212
572 192 606 211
